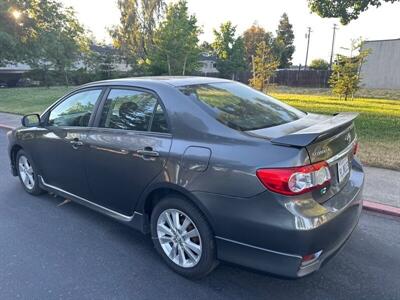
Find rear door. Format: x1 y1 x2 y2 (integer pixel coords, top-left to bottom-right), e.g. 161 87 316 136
84 87 172 216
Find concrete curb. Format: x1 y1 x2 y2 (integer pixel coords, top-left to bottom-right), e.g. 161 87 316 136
363 200 400 217
0 123 15 131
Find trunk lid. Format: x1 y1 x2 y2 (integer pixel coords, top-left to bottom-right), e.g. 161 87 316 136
247 112 358 202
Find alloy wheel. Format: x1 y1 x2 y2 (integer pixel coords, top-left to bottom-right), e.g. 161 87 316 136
18 155 35 190
156 209 202 268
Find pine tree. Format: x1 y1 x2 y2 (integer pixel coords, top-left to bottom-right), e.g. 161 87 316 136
329 40 369 100
275 13 295 68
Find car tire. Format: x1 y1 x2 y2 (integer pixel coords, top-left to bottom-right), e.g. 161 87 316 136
16 149 44 195
151 195 218 279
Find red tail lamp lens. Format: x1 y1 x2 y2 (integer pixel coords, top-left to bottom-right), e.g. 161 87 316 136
256 161 331 196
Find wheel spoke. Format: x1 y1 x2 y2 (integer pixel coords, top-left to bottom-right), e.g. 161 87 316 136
169 243 178 260
185 240 201 255
182 228 199 240
22 157 29 169
165 212 175 230
178 245 186 265
26 167 33 175
159 236 173 244
172 211 180 229
27 174 34 185
183 245 198 262
181 217 191 231
158 224 174 237
22 173 30 186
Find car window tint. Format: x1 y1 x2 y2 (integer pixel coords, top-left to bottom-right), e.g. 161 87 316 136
151 104 169 133
99 89 158 132
48 89 102 127
179 82 305 131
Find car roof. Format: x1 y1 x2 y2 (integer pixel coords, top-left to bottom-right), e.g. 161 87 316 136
80 76 231 88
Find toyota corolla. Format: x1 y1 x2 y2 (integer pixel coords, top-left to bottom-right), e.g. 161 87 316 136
7 77 364 278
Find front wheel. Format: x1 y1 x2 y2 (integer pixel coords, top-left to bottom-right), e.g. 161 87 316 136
16 150 44 195
151 196 218 279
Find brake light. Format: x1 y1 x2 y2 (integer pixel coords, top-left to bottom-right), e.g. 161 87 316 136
256 161 331 196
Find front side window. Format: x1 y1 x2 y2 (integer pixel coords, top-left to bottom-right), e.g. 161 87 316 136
48 89 102 127
99 89 168 132
180 82 305 131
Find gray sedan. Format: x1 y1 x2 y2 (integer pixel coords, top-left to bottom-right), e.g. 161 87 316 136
7 77 364 278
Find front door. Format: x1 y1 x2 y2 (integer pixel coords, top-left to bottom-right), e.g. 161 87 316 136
84 88 172 216
34 88 104 199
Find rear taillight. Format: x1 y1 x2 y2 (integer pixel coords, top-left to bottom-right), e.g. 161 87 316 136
256 161 331 196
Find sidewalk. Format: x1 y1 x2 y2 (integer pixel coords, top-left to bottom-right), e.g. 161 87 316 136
0 112 21 129
0 111 399 212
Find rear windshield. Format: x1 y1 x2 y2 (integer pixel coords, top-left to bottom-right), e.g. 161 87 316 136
179 82 305 131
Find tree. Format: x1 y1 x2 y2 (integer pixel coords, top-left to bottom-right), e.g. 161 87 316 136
110 0 165 66
0 0 45 65
149 0 201 75
0 0 90 85
274 13 295 68
242 23 273 69
329 40 369 100
309 58 329 70
199 41 213 53
212 22 247 80
25 1 90 86
249 41 279 92
308 0 400 25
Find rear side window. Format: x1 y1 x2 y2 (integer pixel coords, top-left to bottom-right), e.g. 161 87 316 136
48 89 102 127
99 89 168 133
179 82 305 131
151 104 169 133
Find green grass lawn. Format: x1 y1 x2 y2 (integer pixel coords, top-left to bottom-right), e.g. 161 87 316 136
0 86 399 170
0 86 72 115
270 92 400 170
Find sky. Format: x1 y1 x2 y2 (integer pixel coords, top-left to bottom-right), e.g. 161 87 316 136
60 0 400 65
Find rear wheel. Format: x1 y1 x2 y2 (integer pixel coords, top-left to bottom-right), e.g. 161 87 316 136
151 195 218 278
16 150 43 195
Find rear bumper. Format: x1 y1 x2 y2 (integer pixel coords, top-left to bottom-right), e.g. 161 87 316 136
194 159 364 278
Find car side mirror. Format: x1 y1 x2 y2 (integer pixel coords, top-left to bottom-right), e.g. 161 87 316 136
21 114 41 127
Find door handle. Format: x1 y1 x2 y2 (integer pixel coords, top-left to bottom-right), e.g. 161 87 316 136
70 139 84 149
137 147 160 158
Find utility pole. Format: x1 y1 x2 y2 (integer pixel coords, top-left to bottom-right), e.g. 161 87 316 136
329 24 338 69
304 27 312 69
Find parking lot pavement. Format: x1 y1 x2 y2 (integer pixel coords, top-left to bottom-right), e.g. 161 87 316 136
1 128 400 300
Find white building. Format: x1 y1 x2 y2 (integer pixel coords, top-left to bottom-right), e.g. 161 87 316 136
198 52 219 76
360 38 400 89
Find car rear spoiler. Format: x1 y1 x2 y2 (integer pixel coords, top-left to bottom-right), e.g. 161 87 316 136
271 112 359 147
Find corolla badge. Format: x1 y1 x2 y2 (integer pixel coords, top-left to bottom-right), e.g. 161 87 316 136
312 147 329 157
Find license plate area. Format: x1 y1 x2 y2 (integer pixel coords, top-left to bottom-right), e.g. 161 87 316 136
337 156 350 183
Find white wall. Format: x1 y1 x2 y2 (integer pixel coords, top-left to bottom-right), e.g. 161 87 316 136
360 39 400 89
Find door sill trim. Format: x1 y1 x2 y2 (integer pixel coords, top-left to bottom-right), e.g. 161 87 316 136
39 176 135 222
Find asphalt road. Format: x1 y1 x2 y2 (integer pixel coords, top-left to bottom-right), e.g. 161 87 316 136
1 128 399 300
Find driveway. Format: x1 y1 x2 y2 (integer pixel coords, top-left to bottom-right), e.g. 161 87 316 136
0 128 399 299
